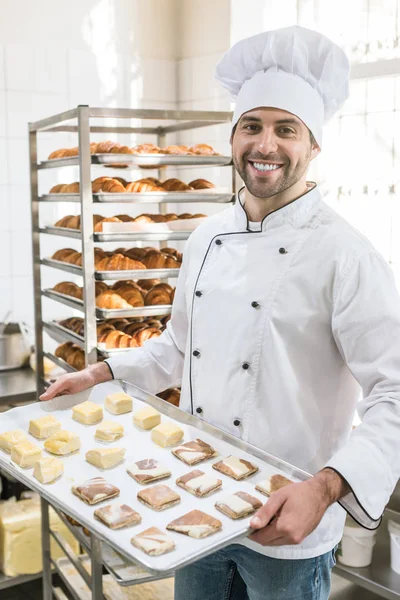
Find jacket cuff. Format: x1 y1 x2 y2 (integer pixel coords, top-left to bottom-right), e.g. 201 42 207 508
103 348 155 391
325 437 392 529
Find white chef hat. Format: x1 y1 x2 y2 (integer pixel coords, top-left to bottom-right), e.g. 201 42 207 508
215 26 350 148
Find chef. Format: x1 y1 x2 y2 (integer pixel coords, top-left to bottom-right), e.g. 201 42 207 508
41 25 400 600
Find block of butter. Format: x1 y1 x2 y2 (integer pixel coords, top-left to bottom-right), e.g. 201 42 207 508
29 415 61 439
0 430 27 453
10 441 42 468
33 457 64 484
95 421 124 442
72 401 103 425
85 447 126 469
44 431 80 456
151 422 184 448
105 392 133 415
133 406 161 430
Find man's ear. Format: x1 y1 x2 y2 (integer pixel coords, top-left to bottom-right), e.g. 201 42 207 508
310 143 321 161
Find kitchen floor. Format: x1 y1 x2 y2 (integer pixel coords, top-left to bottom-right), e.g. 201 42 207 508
0 574 386 599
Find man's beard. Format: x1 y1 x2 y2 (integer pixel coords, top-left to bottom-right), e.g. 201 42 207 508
233 151 310 199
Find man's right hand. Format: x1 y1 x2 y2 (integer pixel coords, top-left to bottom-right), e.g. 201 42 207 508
39 362 113 401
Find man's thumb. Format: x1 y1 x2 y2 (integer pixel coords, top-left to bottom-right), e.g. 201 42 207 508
250 493 283 529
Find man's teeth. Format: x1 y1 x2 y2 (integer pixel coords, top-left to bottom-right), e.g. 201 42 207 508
252 162 281 172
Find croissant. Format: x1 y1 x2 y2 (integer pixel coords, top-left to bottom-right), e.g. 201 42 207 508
188 178 215 189
64 251 82 266
145 288 171 306
55 342 74 360
55 215 80 229
134 327 161 345
53 282 83 299
59 318 85 337
48 149 66 160
54 215 75 228
110 145 136 154
95 281 109 296
106 318 131 329
164 213 179 221
52 248 77 262
136 278 161 290
163 145 192 155
64 182 80 193
122 248 149 262
95 141 121 154
133 144 161 154
97 322 116 336
98 330 137 349
161 248 180 259
142 252 166 269
92 177 113 193
68 348 85 370
100 178 126 193
157 388 181 407
96 254 146 271
122 323 147 336
111 280 141 291
49 184 66 193
133 215 155 224
114 214 135 222
96 291 132 309
188 143 220 155
63 147 79 157
170 288 175 304
138 177 162 185
125 181 164 193
143 318 163 329
117 287 145 307
190 213 207 219
94 217 123 232
162 178 193 192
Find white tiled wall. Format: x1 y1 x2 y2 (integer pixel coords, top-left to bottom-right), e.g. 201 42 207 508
1 0 178 325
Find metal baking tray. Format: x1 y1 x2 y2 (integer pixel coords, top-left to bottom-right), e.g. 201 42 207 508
43 351 77 373
38 154 233 169
0 380 310 578
42 289 84 312
40 226 191 243
41 258 83 276
42 290 172 319
44 322 84 347
95 268 180 281
39 192 235 204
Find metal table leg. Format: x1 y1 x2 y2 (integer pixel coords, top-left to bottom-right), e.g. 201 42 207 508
91 534 104 599
41 497 53 600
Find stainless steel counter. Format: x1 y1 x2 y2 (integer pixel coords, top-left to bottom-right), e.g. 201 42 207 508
0 368 36 406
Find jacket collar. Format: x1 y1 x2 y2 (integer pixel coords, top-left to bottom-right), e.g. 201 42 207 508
234 182 322 232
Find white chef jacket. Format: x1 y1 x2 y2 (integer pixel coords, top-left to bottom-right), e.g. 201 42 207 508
106 183 400 559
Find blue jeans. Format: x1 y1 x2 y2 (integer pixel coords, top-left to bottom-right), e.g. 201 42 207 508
175 544 336 600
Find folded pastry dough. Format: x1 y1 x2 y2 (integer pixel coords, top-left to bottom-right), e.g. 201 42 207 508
133 406 161 430
29 415 62 439
212 455 258 480
176 469 222 498
85 447 125 469
131 527 175 556
105 391 133 415
95 421 124 442
33 457 64 484
94 503 141 529
127 459 171 484
255 473 293 497
10 440 42 468
151 422 184 447
44 430 81 456
167 509 222 539
215 491 262 519
0 429 27 453
172 438 217 465
72 477 120 505
72 401 103 425
137 484 180 511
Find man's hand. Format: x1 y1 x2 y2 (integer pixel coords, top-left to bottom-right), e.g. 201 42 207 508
249 468 349 546
39 362 112 401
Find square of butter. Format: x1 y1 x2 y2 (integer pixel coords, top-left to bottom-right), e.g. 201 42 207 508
29 415 61 439
72 401 103 425
105 392 133 415
95 421 124 442
151 422 184 448
86 447 126 469
34 457 64 484
133 406 161 430
0 429 27 453
11 440 42 468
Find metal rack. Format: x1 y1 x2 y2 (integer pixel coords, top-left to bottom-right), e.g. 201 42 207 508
29 106 235 599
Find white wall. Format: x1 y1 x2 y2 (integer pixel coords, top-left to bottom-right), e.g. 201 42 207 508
0 0 178 326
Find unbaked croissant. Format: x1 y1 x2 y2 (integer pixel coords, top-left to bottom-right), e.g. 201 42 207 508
162 178 193 192
53 282 83 299
188 178 215 189
96 254 146 271
96 291 132 309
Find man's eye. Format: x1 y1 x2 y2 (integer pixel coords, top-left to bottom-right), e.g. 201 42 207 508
279 127 295 134
244 125 260 132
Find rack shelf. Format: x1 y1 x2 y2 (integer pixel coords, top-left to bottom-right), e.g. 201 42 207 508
38 153 232 170
39 191 235 204
39 226 192 242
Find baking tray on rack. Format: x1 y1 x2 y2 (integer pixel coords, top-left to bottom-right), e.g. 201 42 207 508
44 322 84 347
0 380 310 577
43 351 77 373
42 289 84 312
41 259 180 281
40 226 191 243
41 258 84 276
38 154 233 170
39 192 235 204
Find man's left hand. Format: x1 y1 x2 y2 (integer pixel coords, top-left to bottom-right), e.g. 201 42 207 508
249 468 349 546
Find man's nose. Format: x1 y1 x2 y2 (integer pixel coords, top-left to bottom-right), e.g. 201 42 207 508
257 130 278 154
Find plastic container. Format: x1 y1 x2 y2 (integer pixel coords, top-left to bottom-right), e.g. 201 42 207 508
337 518 377 567
388 519 400 573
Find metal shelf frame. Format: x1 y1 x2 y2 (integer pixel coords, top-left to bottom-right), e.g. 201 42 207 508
30 106 235 600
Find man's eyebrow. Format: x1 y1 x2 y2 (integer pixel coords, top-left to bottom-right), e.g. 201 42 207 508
275 118 300 126
240 116 263 123
240 116 301 126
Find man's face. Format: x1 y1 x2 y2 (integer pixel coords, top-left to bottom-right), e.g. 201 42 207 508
231 107 320 199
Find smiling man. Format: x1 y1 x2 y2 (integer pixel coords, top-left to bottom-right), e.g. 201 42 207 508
41 26 400 600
